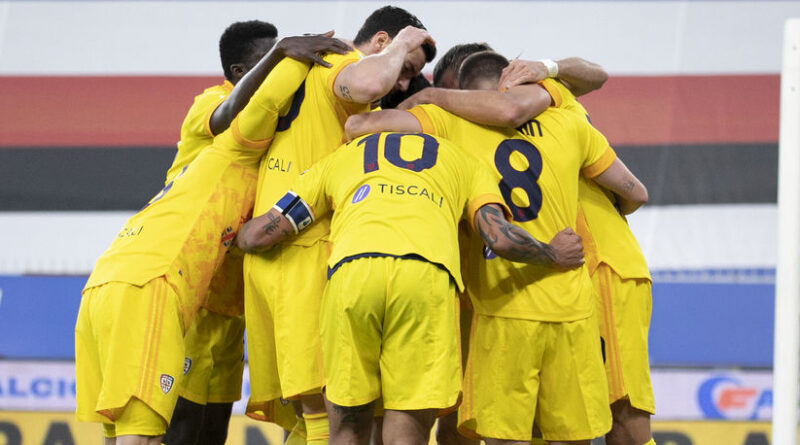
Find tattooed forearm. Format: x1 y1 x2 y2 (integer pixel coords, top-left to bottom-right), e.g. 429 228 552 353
476 205 555 266
261 211 292 238
339 84 353 100
477 205 501 244
498 223 556 265
237 209 293 252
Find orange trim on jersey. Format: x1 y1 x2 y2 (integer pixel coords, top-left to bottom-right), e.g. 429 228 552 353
137 282 157 405
597 265 626 402
538 79 563 108
201 95 228 139
582 147 617 178
326 52 363 97
467 195 511 231
407 107 435 134
231 117 273 150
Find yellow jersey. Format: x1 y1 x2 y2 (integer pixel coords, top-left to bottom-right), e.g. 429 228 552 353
85 59 311 326
166 80 234 183
253 49 369 246
408 93 615 322
288 132 508 292
550 81 651 281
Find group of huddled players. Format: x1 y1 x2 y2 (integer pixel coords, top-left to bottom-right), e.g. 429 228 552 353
74 5 656 445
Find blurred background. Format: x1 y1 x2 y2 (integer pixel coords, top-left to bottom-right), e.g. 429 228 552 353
0 1 796 443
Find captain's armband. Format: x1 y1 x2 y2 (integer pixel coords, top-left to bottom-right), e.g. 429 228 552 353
273 191 315 233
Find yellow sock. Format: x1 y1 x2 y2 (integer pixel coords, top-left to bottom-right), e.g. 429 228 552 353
530 438 547 445
303 412 329 445
285 416 307 445
643 440 656 445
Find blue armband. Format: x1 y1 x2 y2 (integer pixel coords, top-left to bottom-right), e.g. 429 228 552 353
273 191 314 233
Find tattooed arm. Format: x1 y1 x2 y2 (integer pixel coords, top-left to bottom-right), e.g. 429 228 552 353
474 204 584 269
236 208 296 253
591 158 648 215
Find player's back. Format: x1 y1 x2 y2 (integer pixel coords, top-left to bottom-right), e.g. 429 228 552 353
254 49 368 245
409 101 614 321
85 134 261 325
550 80 650 280
293 132 497 291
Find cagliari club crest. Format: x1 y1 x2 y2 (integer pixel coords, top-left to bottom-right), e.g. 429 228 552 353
160 374 175 394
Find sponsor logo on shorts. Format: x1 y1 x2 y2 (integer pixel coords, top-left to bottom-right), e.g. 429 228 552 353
183 358 192 375
352 184 370 203
160 374 174 394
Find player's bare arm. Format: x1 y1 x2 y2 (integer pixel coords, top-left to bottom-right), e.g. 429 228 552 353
498 57 608 96
333 26 434 104
236 209 295 253
474 204 584 269
591 158 649 215
344 109 421 140
210 32 351 134
397 84 552 128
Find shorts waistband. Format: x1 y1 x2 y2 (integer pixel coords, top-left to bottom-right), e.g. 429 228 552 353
327 252 450 280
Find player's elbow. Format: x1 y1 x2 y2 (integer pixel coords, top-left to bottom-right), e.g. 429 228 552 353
345 113 369 140
501 98 540 129
236 225 262 253
348 77 391 104
635 185 649 206
619 186 648 215
628 182 649 208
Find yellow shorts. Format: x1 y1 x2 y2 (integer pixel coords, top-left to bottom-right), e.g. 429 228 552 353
101 398 164 438
75 278 185 435
180 308 245 404
593 263 655 414
321 256 461 411
459 314 611 442
243 241 327 420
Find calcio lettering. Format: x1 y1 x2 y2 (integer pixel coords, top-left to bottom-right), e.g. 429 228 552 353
266 157 291 172
0 377 76 398
377 183 444 208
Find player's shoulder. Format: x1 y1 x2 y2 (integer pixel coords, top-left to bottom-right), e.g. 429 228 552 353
195 81 232 102
316 48 363 72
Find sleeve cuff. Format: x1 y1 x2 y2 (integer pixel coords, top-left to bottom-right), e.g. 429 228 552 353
407 107 435 134
327 52 363 96
202 96 228 138
467 194 512 228
537 79 563 108
582 147 617 178
231 116 273 150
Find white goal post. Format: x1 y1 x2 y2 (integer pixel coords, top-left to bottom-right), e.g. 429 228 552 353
773 17 800 445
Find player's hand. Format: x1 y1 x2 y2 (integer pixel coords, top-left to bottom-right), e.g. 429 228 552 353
499 59 547 91
396 87 435 110
277 31 352 68
392 26 435 53
548 227 584 269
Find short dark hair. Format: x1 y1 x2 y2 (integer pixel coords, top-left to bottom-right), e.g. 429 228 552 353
219 20 278 81
353 6 436 62
433 42 493 87
380 73 431 109
458 51 510 90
